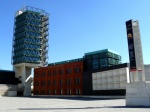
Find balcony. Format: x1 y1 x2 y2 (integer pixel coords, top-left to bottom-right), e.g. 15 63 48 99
42 32 49 37
41 43 48 49
42 21 49 27
41 16 49 21
40 27 48 33
41 49 48 55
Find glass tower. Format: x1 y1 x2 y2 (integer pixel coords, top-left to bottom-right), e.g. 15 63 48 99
12 6 49 66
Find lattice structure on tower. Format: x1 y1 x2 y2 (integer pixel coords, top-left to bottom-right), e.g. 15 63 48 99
12 6 49 66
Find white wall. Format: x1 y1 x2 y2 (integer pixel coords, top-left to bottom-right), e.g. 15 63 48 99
92 67 129 90
8 91 17 97
144 65 150 81
0 84 17 96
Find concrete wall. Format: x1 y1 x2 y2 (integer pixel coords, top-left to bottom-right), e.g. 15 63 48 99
92 67 129 90
8 91 17 97
82 63 128 96
0 84 17 96
144 65 150 81
82 70 126 96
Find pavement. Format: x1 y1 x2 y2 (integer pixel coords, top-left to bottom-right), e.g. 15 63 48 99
0 96 150 112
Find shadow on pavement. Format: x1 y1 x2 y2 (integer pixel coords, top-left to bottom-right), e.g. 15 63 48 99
18 106 150 110
30 96 121 101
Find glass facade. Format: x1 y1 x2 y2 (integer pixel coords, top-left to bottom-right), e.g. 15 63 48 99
84 49 121 71
12 6 49 66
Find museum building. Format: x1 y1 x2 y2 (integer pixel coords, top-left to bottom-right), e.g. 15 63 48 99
33 49 129 96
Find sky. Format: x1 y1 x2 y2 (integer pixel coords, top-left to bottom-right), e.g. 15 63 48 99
0 0 150 70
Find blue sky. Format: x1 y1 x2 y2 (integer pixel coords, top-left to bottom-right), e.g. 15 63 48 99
0 0 150 70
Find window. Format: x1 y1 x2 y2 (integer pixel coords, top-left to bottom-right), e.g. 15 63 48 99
92 59 99 70
76 89 78 94
59 70 63 75
70 89 71 95
75 78 80 85
53 70 57 75
66 79 71 85
35 73 39 77
35 82 39 86
66 68 72 74
48 70 51 76
60 80 63 85
76 89 81 95
60 89 63 95
42 90 45 94
35 90 39 94
54 90 57 95
67 89 71 95
100 52 107 58
93 59 98 65
41 81 45 86
54 80 56 86
48 90 51 94
92 54 98 59
48 80 51 86
67 89 69 95
42 72 46 77
79 89 81 94
100 58 108 67
74 68 81 73
107 52 112 58
86 55 91 59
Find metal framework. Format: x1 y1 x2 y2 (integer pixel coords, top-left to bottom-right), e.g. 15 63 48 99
12 6 49 66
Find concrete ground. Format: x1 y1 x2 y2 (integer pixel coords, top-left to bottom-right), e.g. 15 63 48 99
0 96 150 112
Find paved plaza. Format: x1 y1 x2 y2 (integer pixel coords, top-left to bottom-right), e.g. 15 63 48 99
0 96 150 112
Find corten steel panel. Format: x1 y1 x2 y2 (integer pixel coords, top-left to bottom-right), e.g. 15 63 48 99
34 67 48 95
34 61 83 95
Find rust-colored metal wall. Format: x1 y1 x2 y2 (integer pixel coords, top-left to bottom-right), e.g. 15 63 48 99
34 61 83 95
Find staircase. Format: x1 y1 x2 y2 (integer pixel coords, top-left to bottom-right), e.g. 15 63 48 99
0 84 22 96
0 84 10 96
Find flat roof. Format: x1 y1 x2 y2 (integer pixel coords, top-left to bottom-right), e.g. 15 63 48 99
48 58 83 66
16 6 49 17
84 49 120 56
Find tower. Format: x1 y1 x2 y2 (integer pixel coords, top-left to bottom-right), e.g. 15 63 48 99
126 20 145 82
125 20 150 107
12 6 49 96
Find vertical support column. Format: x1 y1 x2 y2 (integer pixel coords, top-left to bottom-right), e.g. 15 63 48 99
130 72 133 82
126 68 130 83
21 64 26 87
13 63 39 96
126 20 145 83
13 65 25 96
24 67 32 96
130 71 140 82
137 70 143 82
133 71 139 82
132 21 145 82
